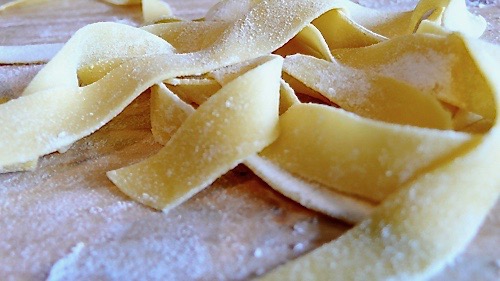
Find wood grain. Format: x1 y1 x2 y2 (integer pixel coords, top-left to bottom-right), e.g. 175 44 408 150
0 1 498 280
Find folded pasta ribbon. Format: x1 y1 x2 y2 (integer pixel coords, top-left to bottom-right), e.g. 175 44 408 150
258 35 500 281
108 55 282 211
0 0 347 170
0 22 175 168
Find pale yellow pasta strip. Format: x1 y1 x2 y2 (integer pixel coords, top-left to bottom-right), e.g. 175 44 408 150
281 72 331 103
21 22 174 96
141 0 174 24
0 54 185 167
199 0 342 62
150 56 367 222
207 57 300 114
283 54 452 129
148 61 370 223
142 21 230 53
150 83 195 145
260 135 499 281
311 8 386 49
146 0 379 62
414 7 450 36
107 56 282 211
0 22 176 169
409 0 486 37
244 155 375 224
0 0 486 64
260 103 473 202
164 77 221 106
277 79 300 115
0 0 484 67
204 0 261 22
160 57 294 113
208 56 275 86
344 0 485 38
275 24 334 61
331 33 495 120
1 0 347 170
142 1 395 60
258 34 500 281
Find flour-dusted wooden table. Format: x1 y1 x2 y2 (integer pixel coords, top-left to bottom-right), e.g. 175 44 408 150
0 0 498 280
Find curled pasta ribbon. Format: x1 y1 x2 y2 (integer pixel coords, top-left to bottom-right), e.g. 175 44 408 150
259 103 473 202
148 52 373 221
0 0 485 65
282 53 453 129
0 0 374 169
108 56 281 211
149 72 375 222
328 33 496 121
0 22 175 167
258 39 500 280
410 0 486 36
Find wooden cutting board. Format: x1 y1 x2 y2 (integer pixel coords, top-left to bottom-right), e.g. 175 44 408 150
0 1 498 280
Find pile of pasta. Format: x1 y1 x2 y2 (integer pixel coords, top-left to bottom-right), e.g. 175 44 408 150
0 0 499 280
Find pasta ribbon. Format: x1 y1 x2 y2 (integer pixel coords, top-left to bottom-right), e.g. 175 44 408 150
0 22 174 167
150 83 196 145
312 8 386 48
107 55 282 211
258 32 500 281
275 24 334 61
0 0 350 169
259 103 473 202
282 54 453 129
410 0 486 36
142 68 372 223
330 33 496 121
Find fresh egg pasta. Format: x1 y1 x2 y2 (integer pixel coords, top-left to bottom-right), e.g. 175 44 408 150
0 0 498 280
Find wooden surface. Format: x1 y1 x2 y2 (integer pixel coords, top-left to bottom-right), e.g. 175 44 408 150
0 1 498 280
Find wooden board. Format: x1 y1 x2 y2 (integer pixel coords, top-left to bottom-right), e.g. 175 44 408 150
0 1 498 280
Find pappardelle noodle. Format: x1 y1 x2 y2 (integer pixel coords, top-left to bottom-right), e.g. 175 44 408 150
0 0 498 280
